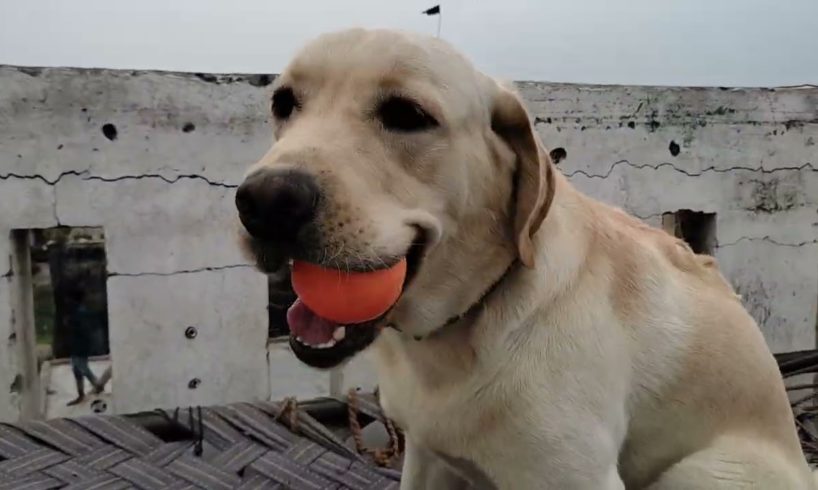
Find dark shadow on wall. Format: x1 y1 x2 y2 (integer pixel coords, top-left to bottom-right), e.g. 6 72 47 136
662 210 717 255
28 227 109 359
268 270 296 339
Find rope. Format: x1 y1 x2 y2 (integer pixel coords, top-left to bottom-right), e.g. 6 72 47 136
155 406 205 456
347 389 402 467
274 397 300 433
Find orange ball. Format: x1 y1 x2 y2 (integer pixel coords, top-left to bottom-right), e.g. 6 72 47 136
291 259 407 324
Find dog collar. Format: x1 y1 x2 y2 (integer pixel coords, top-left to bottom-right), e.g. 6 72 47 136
389 258 520 340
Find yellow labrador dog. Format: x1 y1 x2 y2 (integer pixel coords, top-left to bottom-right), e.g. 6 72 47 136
236 29 814 489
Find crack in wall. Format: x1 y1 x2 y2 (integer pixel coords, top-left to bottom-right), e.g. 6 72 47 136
717 236 818 249
0 170 238 188
6 162 812 188
533 116 818 128
565 160 816 180
108 263 252 278
631 211 665 220
51 199 60 227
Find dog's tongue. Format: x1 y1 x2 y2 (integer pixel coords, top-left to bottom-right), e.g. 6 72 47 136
286 299 338 345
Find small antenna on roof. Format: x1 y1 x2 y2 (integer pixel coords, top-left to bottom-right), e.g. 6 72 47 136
422 5 442 38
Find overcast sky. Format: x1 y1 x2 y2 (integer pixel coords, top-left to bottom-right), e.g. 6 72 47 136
1 0 816 87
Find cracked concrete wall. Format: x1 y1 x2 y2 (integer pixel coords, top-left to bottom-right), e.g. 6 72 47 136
1 66 816 419
525 82 818 352
0 66 276 418
0 237 17 421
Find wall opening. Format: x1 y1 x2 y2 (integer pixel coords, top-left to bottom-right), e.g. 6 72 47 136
662 210 717 255
12 227 113 419
268 270 296 340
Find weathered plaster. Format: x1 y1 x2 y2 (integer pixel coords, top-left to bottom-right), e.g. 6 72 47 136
0 66 815 420
0 276 18 422
526 82 818 353
106 268 267 412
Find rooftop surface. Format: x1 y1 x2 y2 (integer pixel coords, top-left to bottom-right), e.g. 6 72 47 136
0 394 401 489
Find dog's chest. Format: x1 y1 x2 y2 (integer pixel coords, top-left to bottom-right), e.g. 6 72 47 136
379 380 487 450
433 451 499 490
376 360 516 475
376 362 492 449
380 385 501 488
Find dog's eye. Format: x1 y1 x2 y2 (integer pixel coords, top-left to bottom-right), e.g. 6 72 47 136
272 87 298 120
377 96 438 132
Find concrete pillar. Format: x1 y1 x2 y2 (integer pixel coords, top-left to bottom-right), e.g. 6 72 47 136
10 230 42 419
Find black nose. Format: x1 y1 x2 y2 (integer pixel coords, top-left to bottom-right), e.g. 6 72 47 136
236 168 320 241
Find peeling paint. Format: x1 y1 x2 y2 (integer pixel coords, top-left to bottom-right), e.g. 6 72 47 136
16 67 42 77
744 178 799 213
191 71 276 87
0 65 816 419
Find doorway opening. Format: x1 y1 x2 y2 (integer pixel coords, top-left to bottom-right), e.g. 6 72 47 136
662 210 717 255
11 227 112 419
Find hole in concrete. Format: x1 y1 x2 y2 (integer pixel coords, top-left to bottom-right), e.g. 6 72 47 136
182 122 196 133
101 123 118 141
668 140 680 157
248 74 274 87
550 147 567 164
11 227 113 419
268 270 296 339
9 374 22 393
662 210 717 255
129 411 197 442
627 121 636 129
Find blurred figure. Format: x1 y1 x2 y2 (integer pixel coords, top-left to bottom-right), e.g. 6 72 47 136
65 288 104 406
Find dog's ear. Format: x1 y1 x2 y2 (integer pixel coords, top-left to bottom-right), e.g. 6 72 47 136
491 86 556 268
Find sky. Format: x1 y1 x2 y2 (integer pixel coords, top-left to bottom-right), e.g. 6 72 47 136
1 0 816 87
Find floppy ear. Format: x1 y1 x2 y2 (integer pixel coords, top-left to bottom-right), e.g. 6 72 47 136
491 86 556 268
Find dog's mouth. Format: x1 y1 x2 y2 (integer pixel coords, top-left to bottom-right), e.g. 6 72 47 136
283 230 428 369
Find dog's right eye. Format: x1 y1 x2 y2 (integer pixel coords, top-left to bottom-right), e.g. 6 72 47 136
377 96 438 132
272 87 298 120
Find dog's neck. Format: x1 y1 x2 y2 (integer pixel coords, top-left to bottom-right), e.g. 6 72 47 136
376 171 593 389
419 256 520 340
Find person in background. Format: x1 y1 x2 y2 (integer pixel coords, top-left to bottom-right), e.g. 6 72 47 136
66 287 104 406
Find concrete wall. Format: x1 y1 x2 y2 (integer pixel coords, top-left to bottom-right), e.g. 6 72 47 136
0 66 815 420
1 238 20 421
525 82 818 352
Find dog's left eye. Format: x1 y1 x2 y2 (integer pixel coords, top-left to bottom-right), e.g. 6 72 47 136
377 96 438 132
272 87 298 120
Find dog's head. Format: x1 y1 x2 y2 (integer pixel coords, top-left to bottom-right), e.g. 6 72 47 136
237 29 555 368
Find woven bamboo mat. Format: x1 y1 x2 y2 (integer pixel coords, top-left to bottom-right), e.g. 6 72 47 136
0 394 401 490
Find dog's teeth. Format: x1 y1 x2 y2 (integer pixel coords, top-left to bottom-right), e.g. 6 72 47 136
316 339 337 349
333 326 346 341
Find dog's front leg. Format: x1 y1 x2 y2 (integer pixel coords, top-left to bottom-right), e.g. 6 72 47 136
400 439 472 490
488 452 624 490
473 420 626 490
